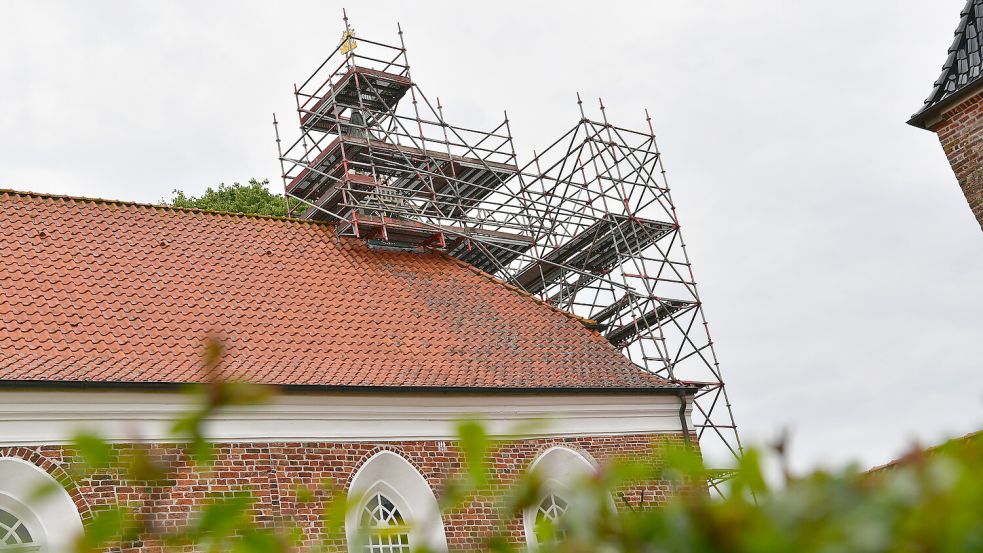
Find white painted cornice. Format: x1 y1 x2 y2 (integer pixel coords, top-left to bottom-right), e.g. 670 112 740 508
0 391 691 446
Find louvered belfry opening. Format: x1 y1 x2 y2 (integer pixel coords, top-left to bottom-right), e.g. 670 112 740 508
274 12 743 493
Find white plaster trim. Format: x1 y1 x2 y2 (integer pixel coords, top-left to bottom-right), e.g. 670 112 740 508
0 391 691 446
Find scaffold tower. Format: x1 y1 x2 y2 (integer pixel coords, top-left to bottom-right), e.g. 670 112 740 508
275 14 742 492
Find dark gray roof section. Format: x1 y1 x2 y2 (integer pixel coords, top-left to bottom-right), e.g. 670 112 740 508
909 0 983 127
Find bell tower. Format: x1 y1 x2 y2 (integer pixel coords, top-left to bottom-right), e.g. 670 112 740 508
909 0 983 230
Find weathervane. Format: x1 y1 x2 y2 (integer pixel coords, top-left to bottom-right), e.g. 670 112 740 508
340 26 357 54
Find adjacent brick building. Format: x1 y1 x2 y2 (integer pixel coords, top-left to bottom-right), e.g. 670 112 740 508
0 191 700 551
909 0 983 230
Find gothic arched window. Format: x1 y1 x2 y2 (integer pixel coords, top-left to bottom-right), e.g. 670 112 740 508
345 451 448 552
0 507 38 552
359 493 410 553
533 492 569 544
523 447 600 549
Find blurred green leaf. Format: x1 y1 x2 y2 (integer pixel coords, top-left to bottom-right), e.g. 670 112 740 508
75 506 128 553
456 419 491 489
71 431 115 471
125 444 169 484
438 476 469 511
294 483 316 504
321 481 351 545
27 479 63 502
232 530 287 553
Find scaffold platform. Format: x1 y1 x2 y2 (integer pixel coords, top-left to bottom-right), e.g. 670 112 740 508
346 213 533 256
300 66 413 132
299 172 378 221
512 214 676 294
604 298 697 347
286 134 517 221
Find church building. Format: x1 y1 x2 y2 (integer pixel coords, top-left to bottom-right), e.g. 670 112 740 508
0 191 699 551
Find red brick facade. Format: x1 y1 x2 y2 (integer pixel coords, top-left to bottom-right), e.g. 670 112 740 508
1 432 693 551
927 92 983 230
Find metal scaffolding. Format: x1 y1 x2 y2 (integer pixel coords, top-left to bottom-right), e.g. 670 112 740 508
275 15 742 492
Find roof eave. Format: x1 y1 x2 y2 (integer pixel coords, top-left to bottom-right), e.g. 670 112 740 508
0 379 703 396
908 76 983 129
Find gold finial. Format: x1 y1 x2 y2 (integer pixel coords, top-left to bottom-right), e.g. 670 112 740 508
340 26 357 55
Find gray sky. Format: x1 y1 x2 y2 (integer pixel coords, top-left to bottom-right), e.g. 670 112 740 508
1 1 981 473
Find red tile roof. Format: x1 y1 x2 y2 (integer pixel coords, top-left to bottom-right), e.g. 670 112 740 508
867 430 982 474
0 190 678 391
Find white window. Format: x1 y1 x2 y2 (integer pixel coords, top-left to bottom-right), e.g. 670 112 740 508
0 458 84 553
533 492 569 545
359 492 410 553
523 447 599 549
0 506 39 552
346 451 448 553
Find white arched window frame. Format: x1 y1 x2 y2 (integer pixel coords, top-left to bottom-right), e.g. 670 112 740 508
0 500 41 552
523 447 600 549
0 458 84 553
346 451 448 553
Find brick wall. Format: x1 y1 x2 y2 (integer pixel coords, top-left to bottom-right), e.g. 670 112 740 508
0 432 694 551
930 94 983 230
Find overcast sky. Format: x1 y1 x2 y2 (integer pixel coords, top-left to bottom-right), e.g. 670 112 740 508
2 1 981 473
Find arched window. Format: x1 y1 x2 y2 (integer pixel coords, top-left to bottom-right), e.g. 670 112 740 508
0 458 84 553
523 447 599 549
346 451 447 553
533 492 569 545
359 492 410 553
0 506 39 552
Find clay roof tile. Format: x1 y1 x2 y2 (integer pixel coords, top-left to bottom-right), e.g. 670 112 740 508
0 189 683 392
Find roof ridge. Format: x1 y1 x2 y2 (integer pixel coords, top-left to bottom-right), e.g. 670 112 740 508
0 187 336 226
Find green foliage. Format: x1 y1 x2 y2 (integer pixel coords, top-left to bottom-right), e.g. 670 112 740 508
76 506 133 553
37 339 983 552
71 431 116 470
167 179 306 217
532 438 983 553
456 420 492 489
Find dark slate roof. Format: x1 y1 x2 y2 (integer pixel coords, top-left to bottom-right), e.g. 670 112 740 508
909 0 983 127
